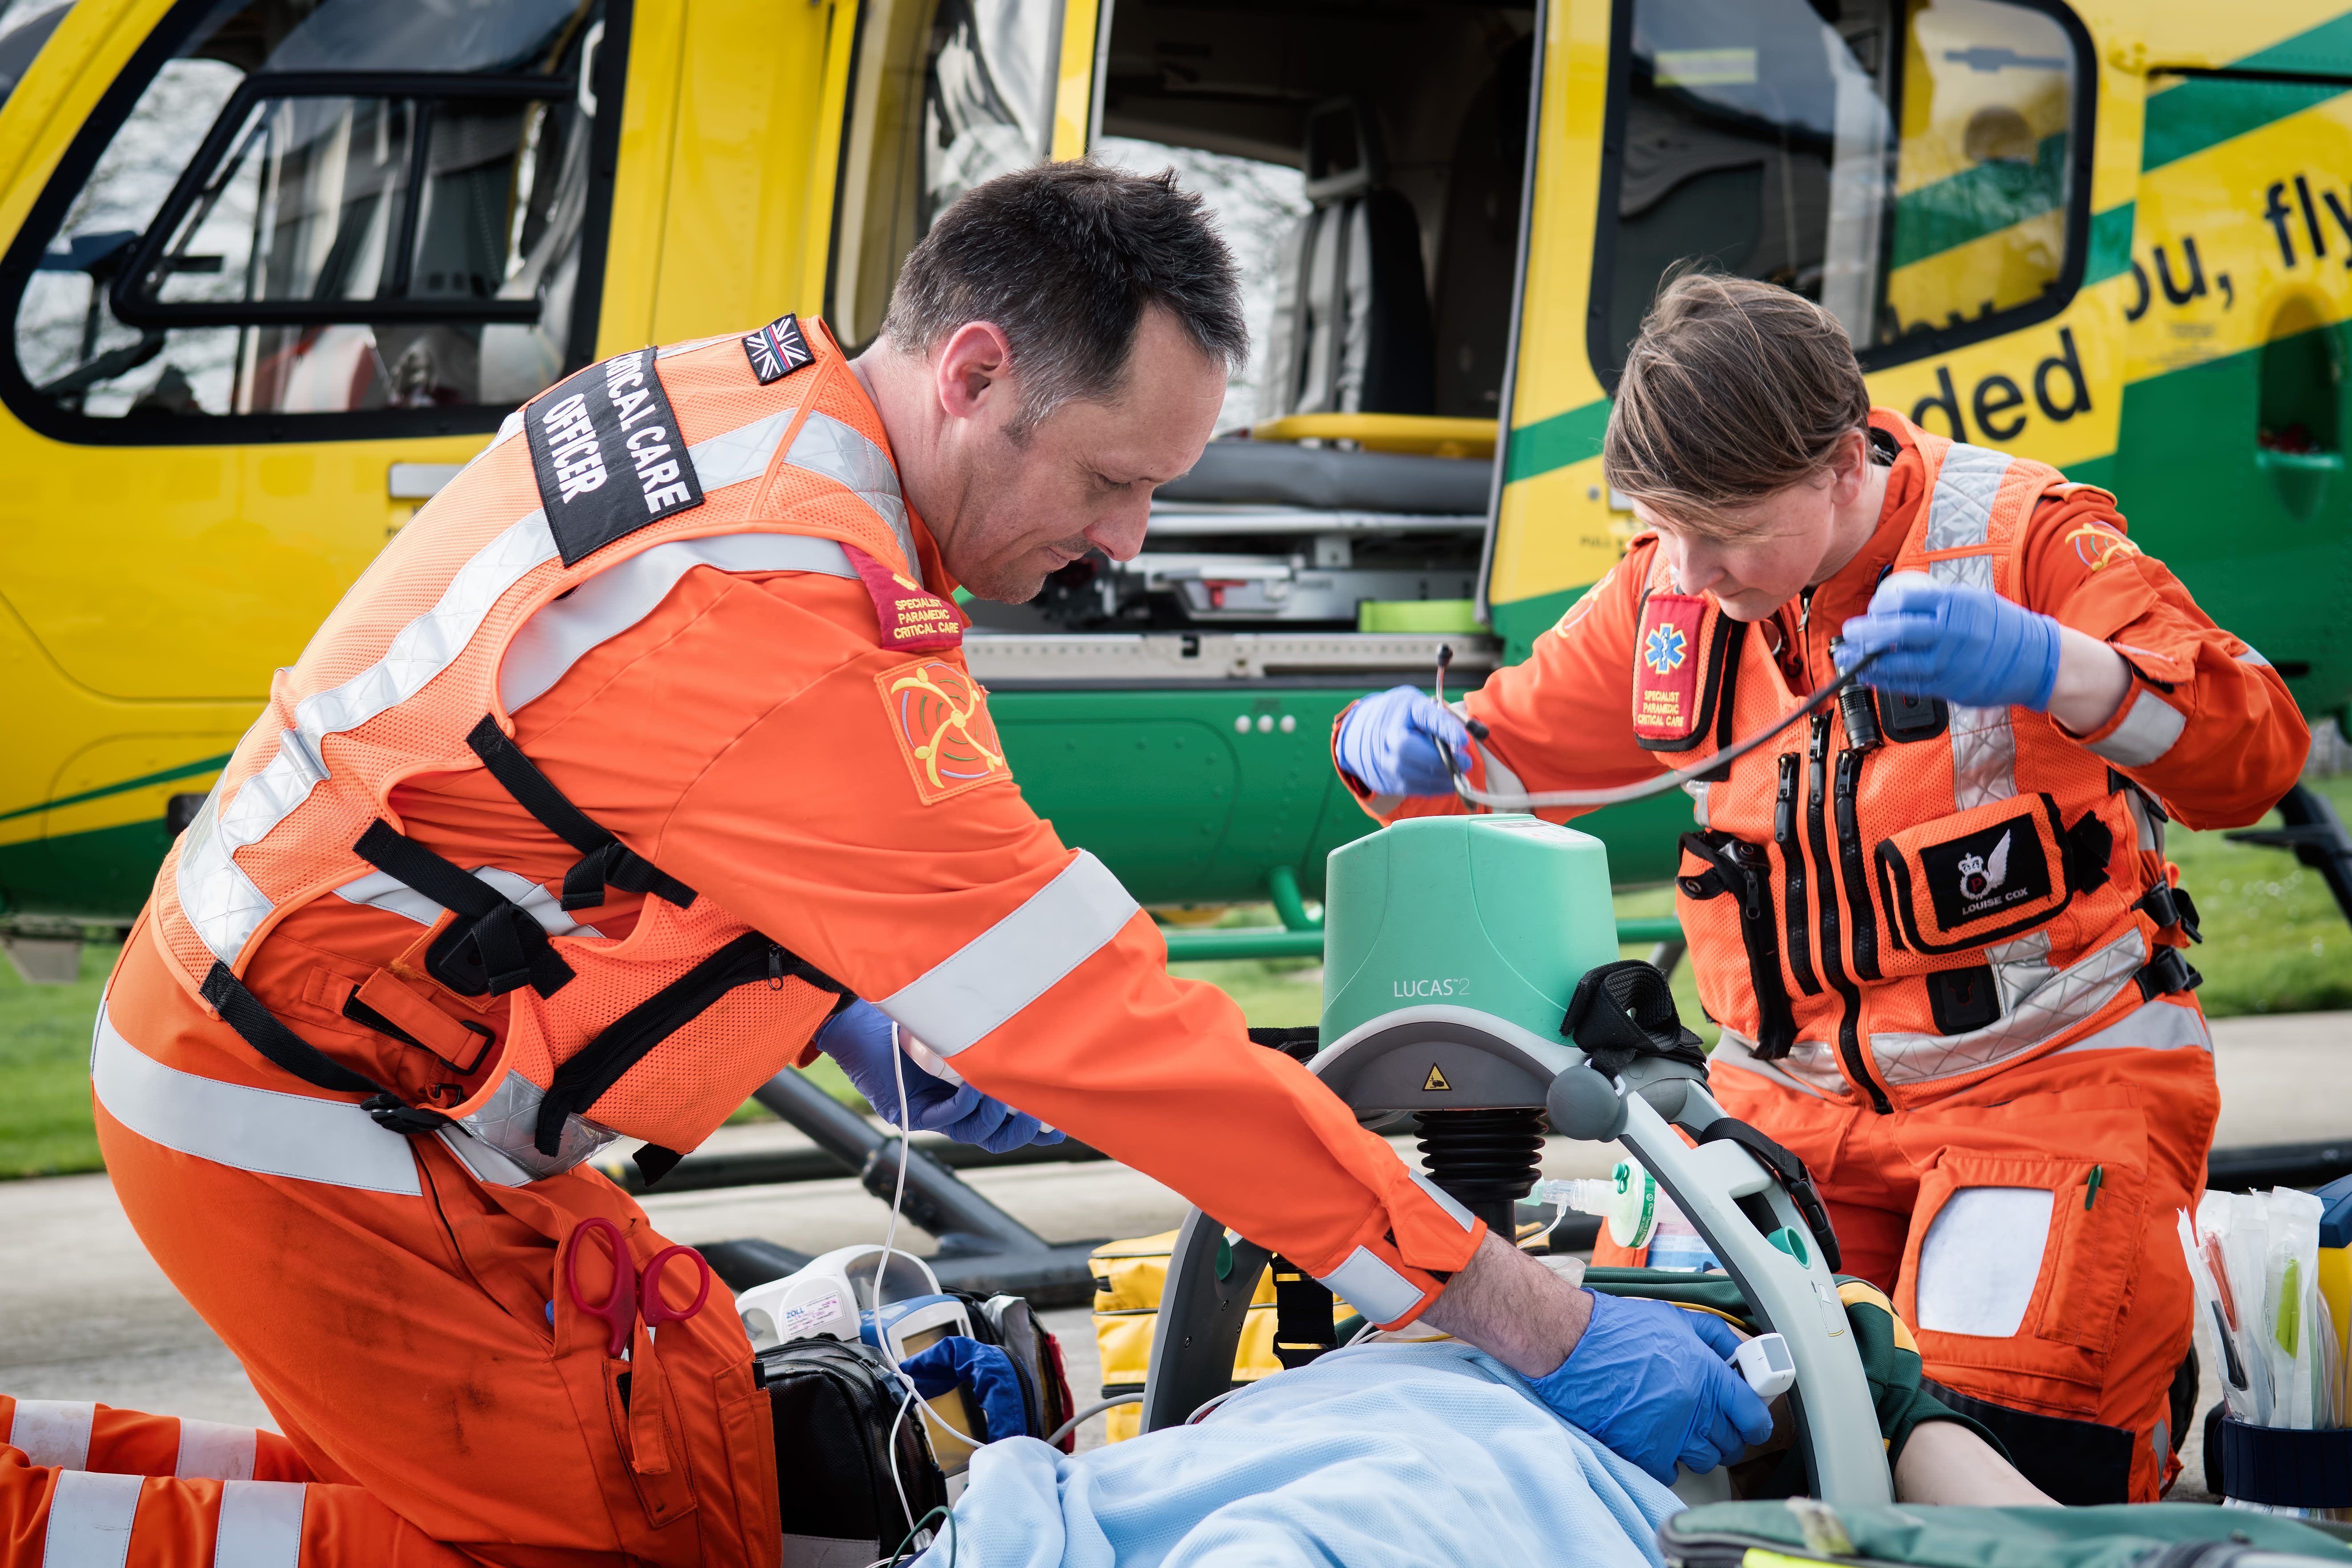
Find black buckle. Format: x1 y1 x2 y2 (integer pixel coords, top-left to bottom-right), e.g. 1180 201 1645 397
1697 1117 1843 1273
362 1094 454 1136
2137 884 2202 945
2134 946 2202 1001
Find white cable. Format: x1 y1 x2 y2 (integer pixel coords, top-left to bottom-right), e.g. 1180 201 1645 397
883 1385 918 1543
870 1028 984 1456
1044 1395 1141 1448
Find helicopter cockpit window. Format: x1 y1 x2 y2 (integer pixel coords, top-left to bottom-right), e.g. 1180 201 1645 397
830 0 1064 350
4 0 620 434
1594 0 2083 377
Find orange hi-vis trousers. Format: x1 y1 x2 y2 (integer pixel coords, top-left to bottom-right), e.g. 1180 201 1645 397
7 925 784 1568
0 1397 468 1567
1599 998 2218 1504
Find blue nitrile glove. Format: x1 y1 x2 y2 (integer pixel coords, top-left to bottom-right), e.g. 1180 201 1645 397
899 1336 1030 1443
1527 1290 1775 1485
1837 570 2063 711
1335 685 1474 796
813 1001 1064 1154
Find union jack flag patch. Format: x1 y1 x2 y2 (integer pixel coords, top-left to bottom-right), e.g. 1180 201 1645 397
742 313 814 384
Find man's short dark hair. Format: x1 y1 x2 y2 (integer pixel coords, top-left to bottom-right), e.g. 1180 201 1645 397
883 161 1248 435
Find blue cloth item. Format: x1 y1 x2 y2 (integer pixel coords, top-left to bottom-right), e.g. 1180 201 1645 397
921 1342 1683 1568
1837 571 2063 712
1528 1291 1774 1485
814 1001 1062 1154
899 1336 1030 1445
1335 686 1473 797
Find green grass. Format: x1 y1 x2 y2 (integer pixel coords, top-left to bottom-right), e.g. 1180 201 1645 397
8 776 2348 1177
0 938 117 1178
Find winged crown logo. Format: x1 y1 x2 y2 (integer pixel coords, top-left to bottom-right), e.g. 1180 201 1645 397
1957 830 2012 900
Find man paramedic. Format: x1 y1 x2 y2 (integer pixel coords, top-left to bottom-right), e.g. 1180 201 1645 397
1334 273 2310 1503
0 165 1767 1564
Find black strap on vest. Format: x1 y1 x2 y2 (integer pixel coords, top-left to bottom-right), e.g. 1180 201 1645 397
1695 1116 1842 1274
199 962 455 1136
531 932 853 1157
1676 831 1799 1060
465 717 698 913
2133 946 2203 1002
353 819 575 998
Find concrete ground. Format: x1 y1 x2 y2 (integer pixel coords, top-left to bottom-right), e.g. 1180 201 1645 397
3 1011 2342 1489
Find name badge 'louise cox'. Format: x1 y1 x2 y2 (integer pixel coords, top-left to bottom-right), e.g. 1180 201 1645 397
524 348 706 566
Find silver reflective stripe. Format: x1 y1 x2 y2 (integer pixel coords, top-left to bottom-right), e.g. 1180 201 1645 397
1869 927 2147 1085
175 398 809 967
1923 444 2021 815
1685 778 1710 829
2234 643 2271 668
655 332 735 360
332 866 600 938
10 1401 94 1469
449 1070 620 1181
2087 689 2187 768
2049 996 2210 1057
691 409 795 492
501 533 855 711
1314 1246 1423 1325
785 410 918 569
1985 929 2055 1014
1406 1169 1479 1234
879 852 1140 1057
40 1470 140 1568
176 512 562 964
91 1005 423 1196
215 1480 305 1568
174 1418 256 1481
1704 1030 1832 1100
1921 444 2012 552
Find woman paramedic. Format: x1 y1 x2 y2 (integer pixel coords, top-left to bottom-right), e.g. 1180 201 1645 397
1335 273 2310 1505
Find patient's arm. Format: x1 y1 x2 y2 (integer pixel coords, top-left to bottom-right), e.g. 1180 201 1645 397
1893 1419 2058 1506
1416 1233 1594 1376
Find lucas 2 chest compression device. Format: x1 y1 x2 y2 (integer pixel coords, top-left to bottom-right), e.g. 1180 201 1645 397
1140 815 1893 1507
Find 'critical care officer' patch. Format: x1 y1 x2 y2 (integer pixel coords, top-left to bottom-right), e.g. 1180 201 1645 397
525 348 704 566
876 655 1010 805
743 313 815 384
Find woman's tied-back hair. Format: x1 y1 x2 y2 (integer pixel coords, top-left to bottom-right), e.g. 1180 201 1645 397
883 160 1249 440
1602 273 1872 536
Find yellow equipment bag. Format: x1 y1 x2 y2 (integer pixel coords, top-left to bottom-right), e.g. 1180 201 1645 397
1090 1230 1355 1443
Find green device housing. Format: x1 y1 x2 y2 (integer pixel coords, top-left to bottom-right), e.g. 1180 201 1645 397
1317 814 1621 1047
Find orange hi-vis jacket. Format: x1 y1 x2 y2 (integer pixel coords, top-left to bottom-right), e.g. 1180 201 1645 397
129 315 1477 1313
1352 411 2308 1114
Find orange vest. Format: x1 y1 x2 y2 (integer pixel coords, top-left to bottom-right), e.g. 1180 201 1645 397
1647 415 2190 1111
150 316 956 1180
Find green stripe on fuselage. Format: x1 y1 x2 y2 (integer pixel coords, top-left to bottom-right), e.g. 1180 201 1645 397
2143 15 2352 173
1890 134 2067 271
1503 398 1611 486
0 754 229 825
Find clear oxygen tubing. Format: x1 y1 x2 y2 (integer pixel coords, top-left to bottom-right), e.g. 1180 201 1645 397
1438 647 1887 811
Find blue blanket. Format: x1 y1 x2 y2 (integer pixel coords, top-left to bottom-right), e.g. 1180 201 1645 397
925 1342 1685 1568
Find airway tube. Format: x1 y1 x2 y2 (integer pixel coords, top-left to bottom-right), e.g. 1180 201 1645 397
1445 650 1884 810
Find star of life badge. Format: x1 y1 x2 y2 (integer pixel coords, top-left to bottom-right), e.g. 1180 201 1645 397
742 312 815 385
1631 592 1707 744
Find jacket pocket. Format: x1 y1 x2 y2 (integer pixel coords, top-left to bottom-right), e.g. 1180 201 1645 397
1873 794 2112 966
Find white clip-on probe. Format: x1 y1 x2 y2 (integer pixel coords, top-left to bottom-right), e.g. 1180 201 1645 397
1733 1333 1797 1400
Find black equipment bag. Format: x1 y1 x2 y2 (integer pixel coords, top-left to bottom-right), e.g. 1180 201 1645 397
758 1337 947 1568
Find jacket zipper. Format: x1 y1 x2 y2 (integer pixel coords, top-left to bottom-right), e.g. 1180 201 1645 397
1806 710 1890 1113
1833 747 1882 982
1774 753 1821 994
